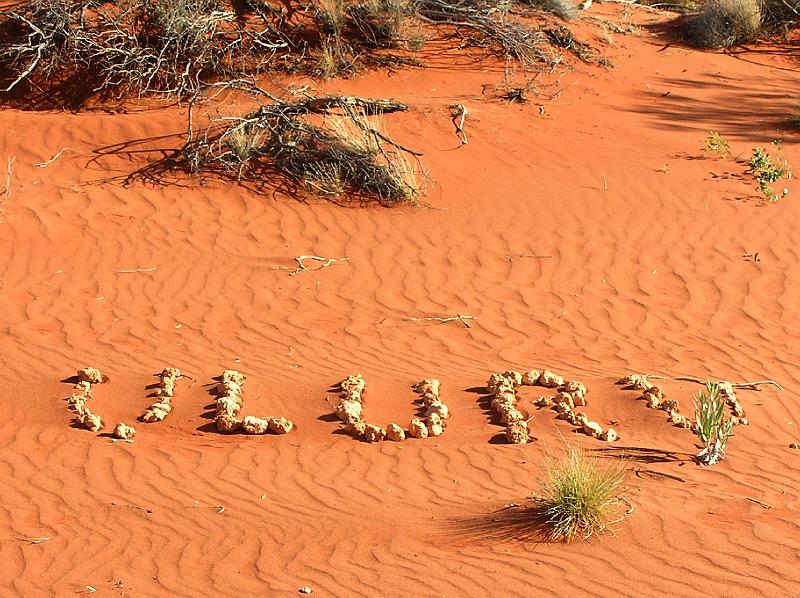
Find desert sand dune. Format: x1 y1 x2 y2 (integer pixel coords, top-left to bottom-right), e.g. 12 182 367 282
1 3 799 596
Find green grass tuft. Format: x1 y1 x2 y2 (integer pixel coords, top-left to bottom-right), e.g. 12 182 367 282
537 447 626 542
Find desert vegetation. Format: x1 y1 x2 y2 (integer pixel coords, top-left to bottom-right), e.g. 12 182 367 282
678 0 800 48
535 447 627 541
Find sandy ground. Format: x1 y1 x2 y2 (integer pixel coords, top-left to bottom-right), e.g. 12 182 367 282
1 4 800 596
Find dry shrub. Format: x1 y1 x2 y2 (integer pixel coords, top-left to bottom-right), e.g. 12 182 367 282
679 0 763 48
171 94 421 205
519 0 577 20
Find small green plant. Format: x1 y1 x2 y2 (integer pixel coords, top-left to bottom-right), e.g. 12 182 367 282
749 143 791 202
704 130 731 157
694 381 733 465
536 447 626 542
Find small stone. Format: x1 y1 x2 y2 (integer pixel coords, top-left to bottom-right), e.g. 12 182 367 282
539 370 564 388
161 366 181 380
299 587 313 594
618 374 649 390
113 422 136 440
335 399 363 423
77 367 105 385
601 428 618 442
498 406 525 424
643 392 661 409
533 396 553 408
502 370 524 387
427 413 444 437
564 381 586 395
583 420 603 438
522 369 541 386
491 395 516 411
364 424 386 443
79 408 103 432
505 420 530 444
553 392 575 409
216 413 242 432
425 401 450 421
408 418 429 439
660 399 679 412
343 419 367 438
419 390 440 406
340 374 366 395
222 369 245 386
790 443 799 450
268 417 294 434
73 381 91 394
242 416 270 434
386 423 406 441
413 379 440 395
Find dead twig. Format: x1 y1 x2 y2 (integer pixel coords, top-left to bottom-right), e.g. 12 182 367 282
403 314 475 328
449 104 468 145
118 266 158 273
20 536 50 544
288 255 349 276
671 376 784 392
746 497 773 509
634 468 686 483
34 147 72 168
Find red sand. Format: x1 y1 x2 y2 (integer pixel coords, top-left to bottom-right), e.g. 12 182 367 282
2 4 800 596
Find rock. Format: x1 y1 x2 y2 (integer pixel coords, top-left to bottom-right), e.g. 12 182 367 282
335 399 363 423
414 379 440 396
419 390 440 406
498 406 525 424
78 367 105 385
216 413 242 432
340 374 365 395
502 371 524 387
533 397 554 408
564 381 586 396
487 372 511 393
491 395 516 411
78 408 103 432
408 418 429 439
268 417 294 434
583 420 603 438
573 411 589 426
731 416 749 426
618 374 649 390
505 421 530 444
522 369 541 386
601 428 618 442
155 384 174 398
299 587 313 594
364 424 386 443
730 402 746 418
425 401 450 421
216 396 241 418
343 419 367 438
645 386 663 400
340 388 363 403
667 410 692 428
555 402 573 415
553 392 575 409
242 416 270 434
427 413 444 437
790 443 799 450
67 394 87 413
73 381 91 394
386 423 405 441
113 422 136 440
660 399 679 412
643 392 661 409
539 370 564 388
571 393 587 407
161 367 181 380
215 380 241 396
222 369 245 386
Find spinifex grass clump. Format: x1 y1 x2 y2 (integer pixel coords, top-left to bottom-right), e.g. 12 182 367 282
537 447 626 542
694 381 733 465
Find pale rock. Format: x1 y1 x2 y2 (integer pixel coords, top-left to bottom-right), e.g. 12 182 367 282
335 399 363 423
222 369 245 386
73 381 91 394
534 397 554 408
242 416 270 434
386 423 406 441
364 424 386 443
553 392 575 409
645 386 663 400
216 380 241 396
583 420 603 438
564 381 587 396
268 417 294 434
161 366 181 380
343 419 367 438
413 379 440 396
601 428 618 442
425 401 450 421
408 418 429 439
79 408 103 432
340 374 366 395
502 370 524 387
113 422 136 440
522 369 541 386
505 421 530 444
539 370 564 388
420 390 440 406
643 392 661 409
618 374 650 390
78 367 105 385
216 413 242 432
427 413 444 437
